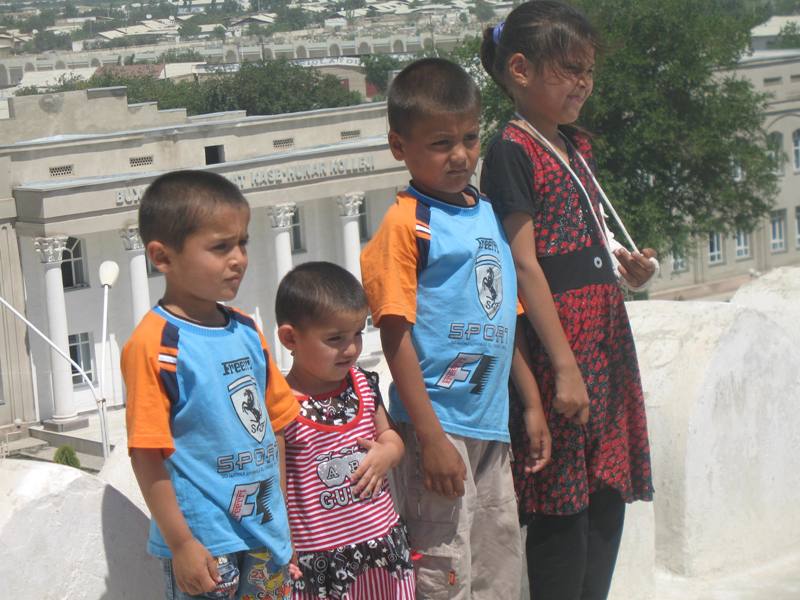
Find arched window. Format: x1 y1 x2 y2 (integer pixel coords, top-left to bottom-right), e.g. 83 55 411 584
768 131 784 175
793 130 800 171
61 237 88 289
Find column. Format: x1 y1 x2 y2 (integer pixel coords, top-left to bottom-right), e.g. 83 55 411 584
268 203 297 371
337 191 364 281
34 236 85 430
120 225 150 325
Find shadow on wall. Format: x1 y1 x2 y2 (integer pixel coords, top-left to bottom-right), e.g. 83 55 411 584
100 484 163 600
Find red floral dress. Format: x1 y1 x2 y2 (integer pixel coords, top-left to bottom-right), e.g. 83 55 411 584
481 121 654 516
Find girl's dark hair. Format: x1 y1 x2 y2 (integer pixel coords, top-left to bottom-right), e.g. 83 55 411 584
480 0 600 96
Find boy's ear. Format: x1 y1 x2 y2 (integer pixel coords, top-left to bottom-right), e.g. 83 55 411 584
146 240 172 274
388 130 406 161
277 323 298 352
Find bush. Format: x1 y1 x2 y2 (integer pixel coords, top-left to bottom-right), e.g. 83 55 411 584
53 445 81 469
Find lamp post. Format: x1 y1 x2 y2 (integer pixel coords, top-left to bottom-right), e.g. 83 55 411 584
0 260 120 460
98 260 120 459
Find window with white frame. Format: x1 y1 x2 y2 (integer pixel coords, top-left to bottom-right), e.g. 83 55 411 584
734 229 751 259
708 232 724 264
672 252 688 273
793 130 800 171
358 199 369 242
795 206 800 247
61 237 88 289
771 209 786 252
68 332 94 385
290 208 304 253
768 132 784 175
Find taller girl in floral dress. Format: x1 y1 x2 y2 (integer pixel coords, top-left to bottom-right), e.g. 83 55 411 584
479 2 657 599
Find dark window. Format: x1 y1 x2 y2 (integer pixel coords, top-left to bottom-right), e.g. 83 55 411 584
205 145 225 165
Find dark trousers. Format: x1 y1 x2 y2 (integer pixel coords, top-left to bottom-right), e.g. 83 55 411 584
526 488 626 600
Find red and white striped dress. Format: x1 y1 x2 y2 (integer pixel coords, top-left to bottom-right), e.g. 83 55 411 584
284 367 414 600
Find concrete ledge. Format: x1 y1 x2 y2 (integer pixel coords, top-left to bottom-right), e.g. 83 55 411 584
41 416 89 433
29 424 112 457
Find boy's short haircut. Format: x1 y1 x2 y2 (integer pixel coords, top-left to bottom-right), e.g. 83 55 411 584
139 170 248 250
275 261 367 327
387 57 481 135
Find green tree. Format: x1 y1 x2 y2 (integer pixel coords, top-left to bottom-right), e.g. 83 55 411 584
361 54 404 94
179 20 202 39
53 445 81 469
471 0 495 23
22 60 361 116
454 0 778 253
772 21 800 47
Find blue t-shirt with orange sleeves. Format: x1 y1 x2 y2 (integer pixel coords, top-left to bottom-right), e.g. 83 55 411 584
122 304 299 562
360 185 517 443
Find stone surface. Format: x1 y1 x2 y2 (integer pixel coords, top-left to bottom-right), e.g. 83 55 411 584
0 459 162 599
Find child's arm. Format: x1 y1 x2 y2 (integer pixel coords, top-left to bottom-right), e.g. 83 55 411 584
510 321 551 474
351 403 404 498
378 315 467 497
503 211 590 425
274 430 302 580
130 448 220 595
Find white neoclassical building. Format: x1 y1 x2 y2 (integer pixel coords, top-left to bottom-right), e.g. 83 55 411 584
0 88 412 432
3 48 800 434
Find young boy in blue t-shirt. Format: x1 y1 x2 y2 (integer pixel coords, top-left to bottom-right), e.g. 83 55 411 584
360 58 548 600
123 170 300 599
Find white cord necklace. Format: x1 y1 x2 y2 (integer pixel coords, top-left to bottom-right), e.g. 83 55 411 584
512 114 641 255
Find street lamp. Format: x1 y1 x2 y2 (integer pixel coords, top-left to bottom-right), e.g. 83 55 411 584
0 260 120 460
98 260 120 460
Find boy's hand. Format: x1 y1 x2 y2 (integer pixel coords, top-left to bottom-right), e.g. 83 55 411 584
288 552 303 581
351 437 395 498
615 247 658 289
171 538 220 595
419 434 467 497
553 366 590 425
523 407 552 474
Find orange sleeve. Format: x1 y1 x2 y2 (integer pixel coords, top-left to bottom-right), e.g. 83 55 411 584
360 194 420 326
122 313 174 455
256 325 300 432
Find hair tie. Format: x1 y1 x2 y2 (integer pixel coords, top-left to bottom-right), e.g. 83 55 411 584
492 21 505 45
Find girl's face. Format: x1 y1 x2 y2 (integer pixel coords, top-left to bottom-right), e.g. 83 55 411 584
511 49 595 132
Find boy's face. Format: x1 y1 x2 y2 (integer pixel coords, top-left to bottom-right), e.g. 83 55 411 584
389 111 480 205
282 308 368 393
151 204 250 313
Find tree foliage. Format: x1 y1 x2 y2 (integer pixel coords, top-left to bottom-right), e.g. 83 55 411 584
455 0 778 253
18 60 361 117
53 445 81 469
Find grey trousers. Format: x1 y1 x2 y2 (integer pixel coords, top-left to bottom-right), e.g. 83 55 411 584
393 423 522 600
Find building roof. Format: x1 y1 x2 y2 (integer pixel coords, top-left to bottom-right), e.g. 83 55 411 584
751 16 800 38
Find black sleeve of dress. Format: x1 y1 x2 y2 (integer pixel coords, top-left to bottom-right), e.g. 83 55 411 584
480 136 538 220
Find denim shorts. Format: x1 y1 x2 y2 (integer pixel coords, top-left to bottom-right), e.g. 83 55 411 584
162 547 291 600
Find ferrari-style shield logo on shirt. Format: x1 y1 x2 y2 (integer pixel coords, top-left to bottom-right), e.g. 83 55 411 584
228 374 267 442
475 250 503 320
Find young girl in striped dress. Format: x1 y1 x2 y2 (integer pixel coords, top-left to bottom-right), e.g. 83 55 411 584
275 261 415 600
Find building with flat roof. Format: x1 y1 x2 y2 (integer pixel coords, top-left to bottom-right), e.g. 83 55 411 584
0 87 409 432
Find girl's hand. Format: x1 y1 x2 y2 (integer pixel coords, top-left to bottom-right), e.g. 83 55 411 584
171 538 220 595
553 366 590 425
351 437 396 499
615 247 658 289
523 407 552 473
